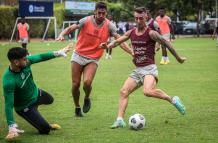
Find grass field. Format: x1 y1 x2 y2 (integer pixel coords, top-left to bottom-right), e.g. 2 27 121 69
0 38 218 143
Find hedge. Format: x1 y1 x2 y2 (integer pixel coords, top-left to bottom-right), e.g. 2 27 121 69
0 2 125 39
0 4 64 39
0 6 17 39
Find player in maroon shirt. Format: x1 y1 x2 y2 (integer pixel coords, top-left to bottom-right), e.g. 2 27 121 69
100 7 186 129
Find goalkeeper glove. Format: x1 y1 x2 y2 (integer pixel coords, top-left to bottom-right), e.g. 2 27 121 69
53 43 74 57
5 123 24 141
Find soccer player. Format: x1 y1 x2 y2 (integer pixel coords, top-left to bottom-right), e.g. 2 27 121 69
145 9 160 32
100 7 186 129
2 45 71 141
212 20 218 47
17 17 30 50
145 8 161 51
56 2 132 117
156 7 175 65
105 15 116 59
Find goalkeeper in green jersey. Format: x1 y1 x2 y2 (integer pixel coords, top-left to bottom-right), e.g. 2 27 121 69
2 45 72 141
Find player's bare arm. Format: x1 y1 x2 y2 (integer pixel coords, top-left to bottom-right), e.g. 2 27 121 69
169 24 175 40
113 32 133 56
100 30 131 49
149 30 186 63
56 24 80 41
110 30 132 48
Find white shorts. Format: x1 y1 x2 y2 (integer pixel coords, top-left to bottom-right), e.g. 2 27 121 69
162 33 171 42
129 64 158 87
71 52 99 66
20 37 28 44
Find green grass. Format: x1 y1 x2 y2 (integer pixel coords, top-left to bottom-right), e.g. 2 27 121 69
0 38 218 143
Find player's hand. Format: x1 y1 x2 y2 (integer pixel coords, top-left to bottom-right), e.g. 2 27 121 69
6 123 24 141
99 43 108 49
155 43 161 51
56 35 65 41
54 43 73 57
131 50 134 57
177 57 186 64
171 35 176 40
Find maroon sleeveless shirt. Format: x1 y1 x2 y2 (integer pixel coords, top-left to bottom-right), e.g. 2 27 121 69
130 28 156 67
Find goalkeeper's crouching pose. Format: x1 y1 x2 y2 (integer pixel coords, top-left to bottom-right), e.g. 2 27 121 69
2 45 72 141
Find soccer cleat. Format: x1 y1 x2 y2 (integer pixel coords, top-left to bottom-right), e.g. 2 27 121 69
110 119 126 129
50 124 61 130
164 60 170 65
172 96 186 115
75 107 83 117
160 59 165 65
105 54 109 59
83 98 91 113
108 55 112 59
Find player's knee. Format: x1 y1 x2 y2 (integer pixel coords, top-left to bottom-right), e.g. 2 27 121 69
143 89 153 97
48 96 54 104
38 125 51 134
83 79 92 88
72 81 80 89
120 88 129 98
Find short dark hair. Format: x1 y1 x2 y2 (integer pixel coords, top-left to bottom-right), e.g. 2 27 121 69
144 7 150 12
95 2 107 10
134 7 146 14
7 47 28 61
159 6 165 10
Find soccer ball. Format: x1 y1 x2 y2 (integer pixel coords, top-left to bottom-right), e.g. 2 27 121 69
128 113 146 130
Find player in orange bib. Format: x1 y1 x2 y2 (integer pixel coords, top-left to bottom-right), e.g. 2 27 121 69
56 2 133 117
156 7 175 65
17 17 29 50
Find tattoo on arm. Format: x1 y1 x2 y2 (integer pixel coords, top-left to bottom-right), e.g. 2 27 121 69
149 31 179 59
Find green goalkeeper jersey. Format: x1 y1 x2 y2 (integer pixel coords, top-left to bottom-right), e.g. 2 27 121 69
2 52 55 125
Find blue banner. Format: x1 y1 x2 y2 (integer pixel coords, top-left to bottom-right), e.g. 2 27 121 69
19 1 53 17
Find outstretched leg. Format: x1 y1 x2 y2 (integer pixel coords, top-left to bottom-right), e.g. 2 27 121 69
143 75 185 114
143 75 172 102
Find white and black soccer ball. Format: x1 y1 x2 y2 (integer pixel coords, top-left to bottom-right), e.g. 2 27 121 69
128 113 146 130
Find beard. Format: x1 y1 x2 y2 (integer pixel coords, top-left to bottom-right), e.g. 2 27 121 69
137 24 145 29
96 17 104 23
18 64 27 69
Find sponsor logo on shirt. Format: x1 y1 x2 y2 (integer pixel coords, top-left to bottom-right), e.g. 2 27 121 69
21 73 25 80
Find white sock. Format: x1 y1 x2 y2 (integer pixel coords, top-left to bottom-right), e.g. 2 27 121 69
172 96 176 104
165 56 169 61
162 56 165 60
117 117 123 121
